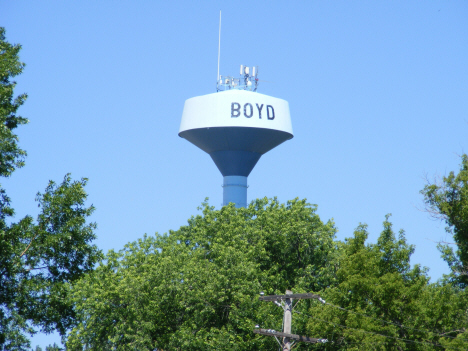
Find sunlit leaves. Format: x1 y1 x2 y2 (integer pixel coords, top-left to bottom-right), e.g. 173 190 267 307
421 154 468 286
306 219 468 351
67 198 337 350
0 27 28 178
1 174 102 348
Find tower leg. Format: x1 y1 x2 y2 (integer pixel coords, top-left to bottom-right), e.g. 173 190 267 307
223 176 247 208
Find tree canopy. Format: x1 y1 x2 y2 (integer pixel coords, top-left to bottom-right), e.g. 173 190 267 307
0 28 102 350
421 154 468 287
306 217 468 350
0 27 28 178
66 200 468 350
67 198 338 350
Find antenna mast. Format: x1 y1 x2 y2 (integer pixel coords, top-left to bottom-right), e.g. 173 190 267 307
217 10 221 82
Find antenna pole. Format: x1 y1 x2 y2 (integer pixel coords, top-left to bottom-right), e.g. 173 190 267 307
217 10 221 82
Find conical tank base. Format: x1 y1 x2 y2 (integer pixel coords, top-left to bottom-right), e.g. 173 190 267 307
179 126 292 176
210 150 261 177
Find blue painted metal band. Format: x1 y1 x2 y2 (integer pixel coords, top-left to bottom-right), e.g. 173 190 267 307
223 176 248 208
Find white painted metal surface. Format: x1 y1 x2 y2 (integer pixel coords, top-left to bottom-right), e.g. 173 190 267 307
179 90 293 135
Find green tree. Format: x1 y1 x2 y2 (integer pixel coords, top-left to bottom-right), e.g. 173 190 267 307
66 198 338 350
0 28 102 349
421 154 468 286
66 199 468 351
45 343 61 351
0 27 28 178
305 217 468 350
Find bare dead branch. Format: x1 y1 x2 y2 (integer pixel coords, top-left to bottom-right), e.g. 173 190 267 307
19 230 39 258
426 238 458 246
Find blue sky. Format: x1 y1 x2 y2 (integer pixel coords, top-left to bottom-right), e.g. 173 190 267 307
2 1 467 347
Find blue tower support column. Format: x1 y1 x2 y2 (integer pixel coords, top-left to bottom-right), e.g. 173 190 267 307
223 176 247 208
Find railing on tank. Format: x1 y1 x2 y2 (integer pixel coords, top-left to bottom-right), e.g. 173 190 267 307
217 65 259 92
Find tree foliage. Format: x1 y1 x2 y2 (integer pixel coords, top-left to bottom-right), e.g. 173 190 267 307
67 204 468 351
45 342 62 351
0 27 28 178
0 28 102 349
421 154 468 286
67 198 337 350
306 217 468 350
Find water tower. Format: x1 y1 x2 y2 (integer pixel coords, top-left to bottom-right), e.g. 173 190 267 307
179 65 293 207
